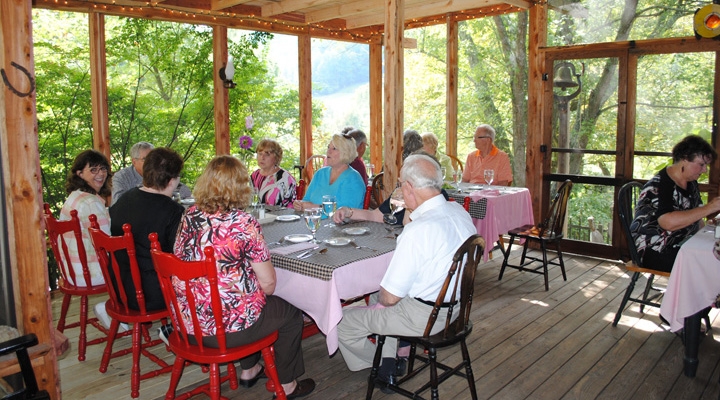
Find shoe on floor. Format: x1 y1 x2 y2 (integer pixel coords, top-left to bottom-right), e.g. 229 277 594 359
275 378 315 399
238 365 266 388
158 324 173 346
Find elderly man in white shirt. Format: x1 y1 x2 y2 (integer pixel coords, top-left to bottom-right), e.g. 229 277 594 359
336 153 476 386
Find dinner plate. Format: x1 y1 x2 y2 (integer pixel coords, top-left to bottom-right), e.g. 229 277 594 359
342 227 369 236
276 214 301 222
467 185 484 191
324 237 351 246
284 234 313 243
179 198 196 205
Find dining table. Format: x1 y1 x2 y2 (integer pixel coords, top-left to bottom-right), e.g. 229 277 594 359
659 226 720 377
446 183 534 260
258 206 398 355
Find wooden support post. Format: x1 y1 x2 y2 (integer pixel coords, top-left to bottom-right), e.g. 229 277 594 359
0 0 59 396
89 12 110 161
383 0 404 197
213 26 230 156
299 34 313 166
446 14 458 159
526 2 547 222
369 42 383 171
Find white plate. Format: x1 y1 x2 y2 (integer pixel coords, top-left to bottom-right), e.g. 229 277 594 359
284 234 313 243
324 237 351 246
342 227 369 236
276 214 301 222
180 198 195 205
467 186 484 191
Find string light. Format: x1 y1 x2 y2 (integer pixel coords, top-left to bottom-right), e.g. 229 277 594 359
39 0 528 43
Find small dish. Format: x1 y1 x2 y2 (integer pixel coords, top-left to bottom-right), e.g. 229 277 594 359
276 214 301 222
284 234 313 243
180 198 196 205
324 237 351 246
343 227 369 236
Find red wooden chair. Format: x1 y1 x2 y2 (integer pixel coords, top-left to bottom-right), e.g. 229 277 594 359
297 179 306 200
88 215 172 398
149 233 287 400
43 203 108 361
363 185 373 209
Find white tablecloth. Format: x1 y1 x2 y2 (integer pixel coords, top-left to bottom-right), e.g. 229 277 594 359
660 229 720 332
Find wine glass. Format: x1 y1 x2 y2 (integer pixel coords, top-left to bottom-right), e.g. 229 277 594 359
321 194 337 227
484 169 494 187
366 164 375 180
383 186 405 224
303 208 322 243
452 169 461 192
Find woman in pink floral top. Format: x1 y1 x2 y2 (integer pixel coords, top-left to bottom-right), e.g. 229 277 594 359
174 155 315 398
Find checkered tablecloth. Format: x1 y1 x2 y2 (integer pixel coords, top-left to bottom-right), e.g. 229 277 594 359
447 192 487 219
261 208 398 281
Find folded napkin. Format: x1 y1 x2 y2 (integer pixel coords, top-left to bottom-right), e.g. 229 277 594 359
270 242 316 256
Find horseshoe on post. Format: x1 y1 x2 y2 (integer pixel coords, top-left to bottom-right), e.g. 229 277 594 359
1 61 35 97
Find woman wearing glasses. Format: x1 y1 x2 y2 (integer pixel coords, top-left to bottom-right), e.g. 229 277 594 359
60 149 113 288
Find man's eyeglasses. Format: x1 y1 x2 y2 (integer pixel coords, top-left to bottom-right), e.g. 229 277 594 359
87 166 108 174
475 136 492 140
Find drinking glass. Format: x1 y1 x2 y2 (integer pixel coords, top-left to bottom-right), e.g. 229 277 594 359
366 164 375 180
484 169 494 187
303 208 322 243
383 186 405 224
251 187 260 206
441 167 447 182
452 169 461 192
321 194 337 227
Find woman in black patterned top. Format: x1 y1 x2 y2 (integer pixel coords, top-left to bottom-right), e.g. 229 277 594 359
631 135 720 272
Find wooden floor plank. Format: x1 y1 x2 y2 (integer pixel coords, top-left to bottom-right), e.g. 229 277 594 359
52 248 720 399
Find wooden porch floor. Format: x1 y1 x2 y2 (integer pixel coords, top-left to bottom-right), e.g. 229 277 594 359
54 246 720 399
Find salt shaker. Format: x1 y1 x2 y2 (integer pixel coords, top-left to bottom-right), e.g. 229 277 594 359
715 225 720 239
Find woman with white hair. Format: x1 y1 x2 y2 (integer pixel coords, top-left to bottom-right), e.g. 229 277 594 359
421 132 454 181
293 133 366 212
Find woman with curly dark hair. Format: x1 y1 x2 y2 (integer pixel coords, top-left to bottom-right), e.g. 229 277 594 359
632 135 720 272
60 149 113 287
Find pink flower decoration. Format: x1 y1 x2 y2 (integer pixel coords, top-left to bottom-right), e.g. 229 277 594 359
238 135 253 150
245 116 254 130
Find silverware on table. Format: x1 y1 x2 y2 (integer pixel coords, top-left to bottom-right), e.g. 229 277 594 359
349 241 377 252
299 247 327 259
296 246 319 258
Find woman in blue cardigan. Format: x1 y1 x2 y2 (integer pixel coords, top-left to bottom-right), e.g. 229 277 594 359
293 133 365 214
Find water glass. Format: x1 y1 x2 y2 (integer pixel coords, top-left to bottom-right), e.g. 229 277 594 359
484 169 494 187
322 195 337 226
303 208 322 243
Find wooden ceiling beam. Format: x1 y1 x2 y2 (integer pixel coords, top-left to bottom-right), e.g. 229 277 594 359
262 0 335 17
345 0 504 29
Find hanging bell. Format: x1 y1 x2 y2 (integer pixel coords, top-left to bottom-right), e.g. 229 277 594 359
553 63 579 89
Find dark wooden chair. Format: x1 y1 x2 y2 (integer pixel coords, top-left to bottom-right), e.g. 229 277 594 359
447 154 464 174
611 181 710 329
0 334 50 400
149 234 287 400
42 203 108 361
498 179 573 291
371 172 385 208
366 235 485 400
88 215 172 398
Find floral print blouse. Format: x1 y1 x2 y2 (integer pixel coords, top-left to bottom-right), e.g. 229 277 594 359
173 206 270 336
250 168 297 207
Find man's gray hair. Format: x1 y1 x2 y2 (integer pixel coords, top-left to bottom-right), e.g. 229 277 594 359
402 130 424 160
344 128 367 147
475 124 496 141
131 142 154 159
401 154 443 191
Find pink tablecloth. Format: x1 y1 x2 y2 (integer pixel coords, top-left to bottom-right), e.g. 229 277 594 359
467 188 534 260
660 229 720 332
274 251 393 354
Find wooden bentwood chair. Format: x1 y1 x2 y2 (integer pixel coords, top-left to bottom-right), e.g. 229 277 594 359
498 180 573 291
612 182 711 329
43 203 108 362
88 215 173 398
303 154 326 183
447 154 464 174
149 234 287 400
366 235 485 400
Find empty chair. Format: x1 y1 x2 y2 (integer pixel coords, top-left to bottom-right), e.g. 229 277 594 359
0 333 51 400
365 235 484 400
303 154 326 183
447 154 464 174
498 180 573 291
43 203 108 361
88 215 172 398
149 235 287 400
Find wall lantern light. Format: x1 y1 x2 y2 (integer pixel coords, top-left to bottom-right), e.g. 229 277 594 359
219 56 236 89
694 2 720 39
